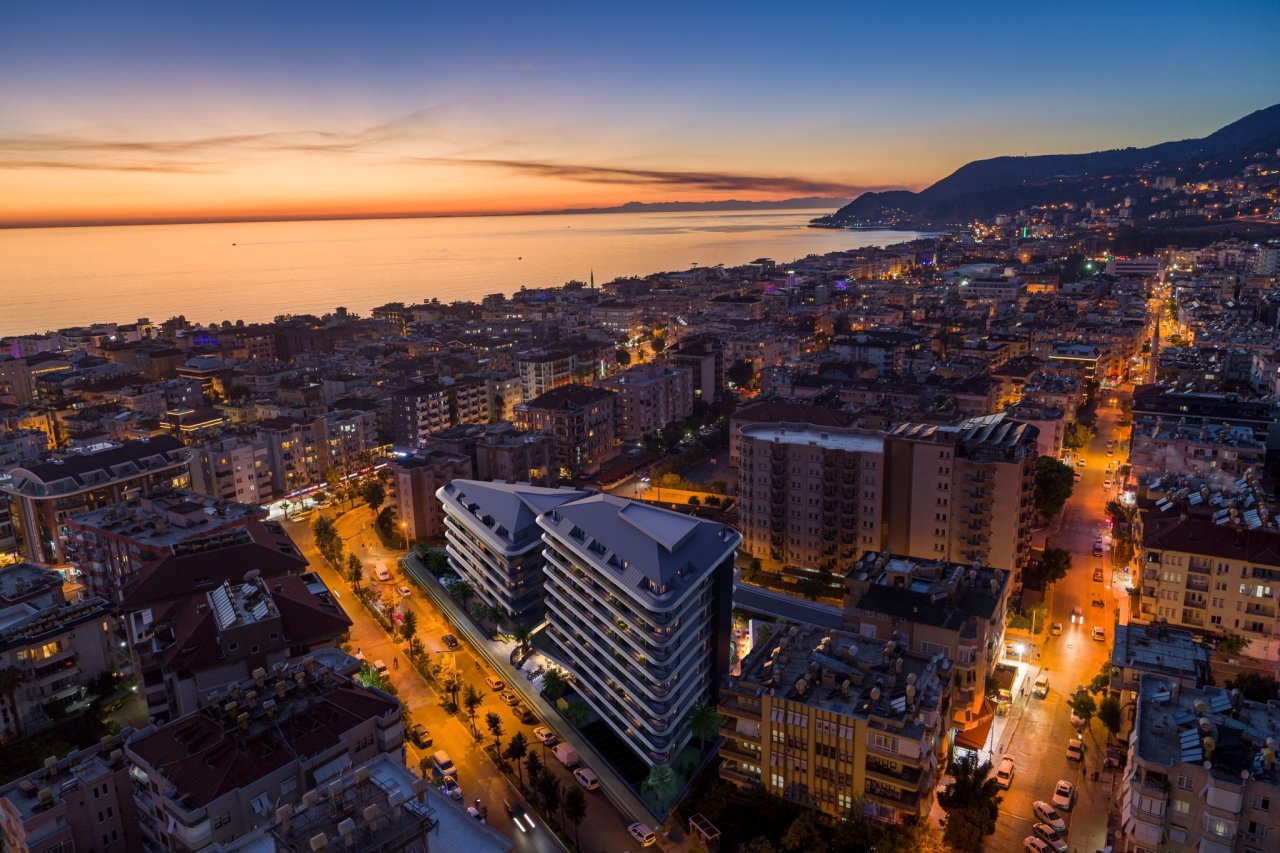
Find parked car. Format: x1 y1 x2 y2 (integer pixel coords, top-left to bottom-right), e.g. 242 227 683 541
1103 478 1113 488
484 676 505 691
466 806 485 824
432 750 457 778
441 634 459 650
1092 540 1104 556
511 703 537 723
1092 568 1104 582
995 754 1016 789
499 691 520 706
441 778 462 800
1023 837 1052 853
1033 676 1050 698
627 823 657 847
573 767 600 790
375 564 392 582
1070 711 1086 729
1032 801 1067 833
1067 737 1085 761
373 659 389 677
410 723 432 748
504 799 535 832
553 742 580 768
533 726 557 746
1049 622 1063 636
1032 823 1068 852
1091 626 1106 642
1052 779 1075 811
398 585 413 598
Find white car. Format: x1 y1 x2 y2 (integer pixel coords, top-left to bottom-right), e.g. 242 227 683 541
1070 711 1086 729
573 766 600 790
441 778 462 800
1052 779 1075 811
466 805 485 824
627 822 657 847
1032 801 1066 834
1050 622 1063 636
533 726 558 746
1092 626 1106 642
1067 737 1085 761
1024 837 1052 853
1103 478 1112 488
995 754 1015 789
1032 823 1068 852
1033 675 1050 698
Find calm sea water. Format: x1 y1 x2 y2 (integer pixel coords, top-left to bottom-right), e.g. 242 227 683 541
0 210 921 336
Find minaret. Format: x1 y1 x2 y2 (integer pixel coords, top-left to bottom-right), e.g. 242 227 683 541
590 269 595 289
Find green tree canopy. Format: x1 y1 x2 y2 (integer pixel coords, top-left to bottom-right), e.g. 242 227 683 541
937 754 1002 853
1064 421 1096 450
1034 456 1075 518
361 480 386 514
1098 694 1123 737
1069 691 1097 726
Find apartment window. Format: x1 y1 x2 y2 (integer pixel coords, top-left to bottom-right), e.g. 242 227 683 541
1203 816 1236 838
1253 795 1271 811
1173 799 1190 815
868 732 898 754
771 773 784 790
212 812 231 829
1177 775 1193 790
1247 820 1267 838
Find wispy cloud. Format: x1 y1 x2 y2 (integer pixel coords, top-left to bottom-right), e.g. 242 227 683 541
412 156 878 196
0 158 210 173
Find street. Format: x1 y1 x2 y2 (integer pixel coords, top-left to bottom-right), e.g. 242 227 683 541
284 506 640 853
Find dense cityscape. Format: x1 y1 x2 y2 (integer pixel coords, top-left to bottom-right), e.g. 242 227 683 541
5 4 1280 853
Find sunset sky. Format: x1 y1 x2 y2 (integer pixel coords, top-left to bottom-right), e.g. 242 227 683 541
3 1 1279 227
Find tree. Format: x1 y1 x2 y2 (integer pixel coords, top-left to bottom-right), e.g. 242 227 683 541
1032 547 1072 589
513 623 533 656
505 732 529 786
562 784 587 847
688 495 701 506
361 480 386 514
453 580 475 611
1034 456 1075 519
1217 633 1251 657
651 333 666 355
313 514 338 555
727 359 755 388
401 609 418 643
1225 671 1280 702
1098 695 1123 737
642 762 675 813
782 812 830 853
1028 601 1048 634
564 699 589 727
1089 660 1112 695
688 702 722 751
1064 421 1096 450
541 668 567 702
441 670 462 712
485 711 505 760
936 754 1001 853
462 684 483 736
0 667 24 738
525 750 544 792
615 347 632 367
536 768 562 817
345 553 363 591
1068 691 1096 726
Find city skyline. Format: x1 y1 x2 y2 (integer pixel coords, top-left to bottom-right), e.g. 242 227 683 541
3 1 1280 227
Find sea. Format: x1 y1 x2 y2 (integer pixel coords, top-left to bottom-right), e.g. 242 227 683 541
0 210 924 336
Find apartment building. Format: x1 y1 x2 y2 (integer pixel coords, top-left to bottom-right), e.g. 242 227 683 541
390 378 490 449
515 347 579 401
597 363 694 440
538 494 740 765
729 401 859 468
1137 490 1280 662
315 408 382 474
671 335 724 404
0 730 141 853
255 416 322 496
1 436 191 563
437 479 591 627
424 421 558 486
514 384 618 478
842 551 1010 720
1129 419 1267 480
0 563 115 745
187 435 273 505
1120 675 1279 853
718 624 952 826
124 660 403 851
65 490 265 600
390 448 473 543
738 423 886 571
884 414 1039 575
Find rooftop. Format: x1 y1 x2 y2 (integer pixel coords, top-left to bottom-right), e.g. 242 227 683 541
1111 622 1211 690
1 436 189 498
67 489 265 548
438 479 592 552
739 422 884 454
0 730 134 823
845 551 1008 631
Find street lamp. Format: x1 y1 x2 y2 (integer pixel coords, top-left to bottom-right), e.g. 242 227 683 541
1012 643 1025 663
400 521 408 551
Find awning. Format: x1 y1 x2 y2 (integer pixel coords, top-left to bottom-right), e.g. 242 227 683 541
954 700 997 752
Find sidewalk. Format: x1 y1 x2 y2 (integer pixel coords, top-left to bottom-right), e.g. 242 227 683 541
401 553 666 832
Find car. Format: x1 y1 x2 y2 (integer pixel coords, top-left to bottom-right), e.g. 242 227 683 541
499 691 520 706
1070 711 1086 729
1093 568 1104 582
1067 738 1085 761
1103 478 1113 488
1092 540 1105 557
533 726 557 746
573 766 600 790
511 703 537 723
1076 459 1086 467
1071 606 1083 624
410 723 432 748
441 634 459 650
1052 779 1075 811
373 659 389 677
441 778 462 800
1091 626 1106 642
431 750 457 778
1023 837 1052 853
995 754 1015 789
398 585 413 598
627 822 658 847
484 676 505 691
504 799 535 832
1032 801 1067 833
466 805 486 824
375 565 392 583
1032 823 1068 852
1050 622 1063 636
1033 675 1050 698
1106 449 1114 457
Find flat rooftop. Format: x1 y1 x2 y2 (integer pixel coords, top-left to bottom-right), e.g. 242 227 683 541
739 422 884 454
68 490 264 548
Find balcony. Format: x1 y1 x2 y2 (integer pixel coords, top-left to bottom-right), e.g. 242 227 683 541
866 760 922 786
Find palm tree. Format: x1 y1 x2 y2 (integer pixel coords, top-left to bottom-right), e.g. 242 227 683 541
541 668 567 702
937 753 1002 852
454 580 475 611
562 784 587 847
513 624 533 657
0 666 24 739
642 762 675 813
442 670 462 712
462 684 483 736
688 701 722 751
505 732 529 787
401 609 418 643
486 711 505 761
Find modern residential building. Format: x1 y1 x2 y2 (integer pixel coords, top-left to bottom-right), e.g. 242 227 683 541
64 489 265 600
123 659 403 851
187 435 274 505
842 551 1010 722
597 363 694 440
424 421 558 486
538 493 741 765
738 423 886 571
718 624 952 826
1119 675 1279 853
1137 486 1280 661
437 479 591 627
0 563 115 744
884 414 1039 576
514 347 580 401
0 730 141 853
515 384 618 478
671 335 724 404
390 379 490 448
390 447 473 543
1 436 191 563
255 416 323 497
